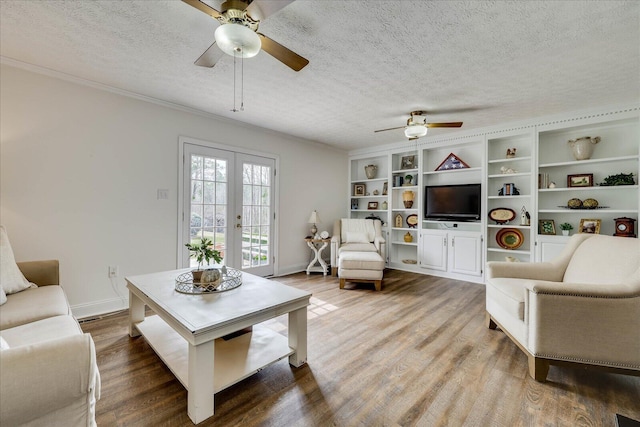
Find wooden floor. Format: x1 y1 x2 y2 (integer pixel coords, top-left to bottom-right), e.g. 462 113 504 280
81 270 640 426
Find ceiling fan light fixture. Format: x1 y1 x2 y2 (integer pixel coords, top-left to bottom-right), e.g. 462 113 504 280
215 23 261 58
404 124 428 139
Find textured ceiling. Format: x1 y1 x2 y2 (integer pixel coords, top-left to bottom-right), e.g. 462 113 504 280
1 0 639 151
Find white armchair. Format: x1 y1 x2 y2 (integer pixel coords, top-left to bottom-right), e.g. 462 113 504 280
486 233 640 381
330 218 385 276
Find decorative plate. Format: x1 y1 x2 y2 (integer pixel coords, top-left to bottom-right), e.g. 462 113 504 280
558 206 609 210
406 214 419 228
402 259 417 264
488 208 516 224
320 231 329 239
496 228 524 250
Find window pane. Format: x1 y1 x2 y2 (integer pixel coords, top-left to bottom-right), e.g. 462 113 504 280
216 160 227 182
191 181 203 202
243 164 251 184
216 182 227 204
191 156 203 179
203 181 215 204
203 157 216 181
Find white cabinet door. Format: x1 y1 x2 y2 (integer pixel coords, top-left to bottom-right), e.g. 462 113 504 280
536 236 569 262
420 230 447 271
450 232 482 276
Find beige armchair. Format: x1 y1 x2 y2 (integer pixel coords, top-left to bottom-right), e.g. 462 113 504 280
486 233 640 381
330 219 385 290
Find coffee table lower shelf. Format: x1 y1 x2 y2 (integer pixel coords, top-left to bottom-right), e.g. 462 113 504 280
135 315 294 393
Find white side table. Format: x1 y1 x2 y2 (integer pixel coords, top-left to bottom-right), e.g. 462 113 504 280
305 238 330 275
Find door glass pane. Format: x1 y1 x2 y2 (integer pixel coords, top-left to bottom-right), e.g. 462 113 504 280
240 162 272 269
190 154 227 267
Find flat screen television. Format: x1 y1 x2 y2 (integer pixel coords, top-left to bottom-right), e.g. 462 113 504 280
424 183 481 221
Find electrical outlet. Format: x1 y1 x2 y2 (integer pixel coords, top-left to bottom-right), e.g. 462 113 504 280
108 265 118 278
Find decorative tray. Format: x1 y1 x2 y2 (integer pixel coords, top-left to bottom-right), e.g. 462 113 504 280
557 206 609 210
175 267 242 294
496 228 524 250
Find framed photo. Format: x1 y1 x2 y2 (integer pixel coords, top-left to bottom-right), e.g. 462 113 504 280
567 173 594 188
579 218 601 234
353 183 366 196
351 198 359 210
539 219 556 235
382 181 388 195
367 201 378 210
401 155 416 169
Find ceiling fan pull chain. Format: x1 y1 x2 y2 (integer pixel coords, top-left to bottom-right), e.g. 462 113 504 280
232 48 238 112
240 46 245 111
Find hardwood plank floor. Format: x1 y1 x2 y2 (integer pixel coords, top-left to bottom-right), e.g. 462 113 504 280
81 270 640 426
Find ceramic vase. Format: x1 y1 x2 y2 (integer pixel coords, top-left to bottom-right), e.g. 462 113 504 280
568 136 600 160
364 165 377 179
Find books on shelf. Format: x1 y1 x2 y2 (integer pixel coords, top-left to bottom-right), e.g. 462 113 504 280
538 173 550 189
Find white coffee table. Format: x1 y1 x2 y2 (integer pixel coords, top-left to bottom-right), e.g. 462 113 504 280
126 268 311 424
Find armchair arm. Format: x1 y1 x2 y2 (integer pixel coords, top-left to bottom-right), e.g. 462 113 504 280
330 235 340 268
487 261 564 282
0 334 100 425
17 259 59 286
525 280 640 367
374 236 386 263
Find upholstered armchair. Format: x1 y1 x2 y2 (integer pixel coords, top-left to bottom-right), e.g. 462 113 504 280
330 218 385 277
486 233 640 381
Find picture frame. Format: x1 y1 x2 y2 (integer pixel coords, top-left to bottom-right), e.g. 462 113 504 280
401 155 416 170
382 181 388 195
579 218 601 234
353 183 366 196
351 198 359 210
567 173 594 188
367 201 378 210
538 219 556 235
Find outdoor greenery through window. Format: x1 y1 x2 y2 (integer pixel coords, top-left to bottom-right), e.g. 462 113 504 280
242 163 271 268
190 155 226 267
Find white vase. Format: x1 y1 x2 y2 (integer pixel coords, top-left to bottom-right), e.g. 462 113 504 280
364 165 377 179
562 230 569 236
568 136 600 160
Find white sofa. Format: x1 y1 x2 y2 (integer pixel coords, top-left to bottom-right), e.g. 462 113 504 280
0 227 100 426
486 233 640 381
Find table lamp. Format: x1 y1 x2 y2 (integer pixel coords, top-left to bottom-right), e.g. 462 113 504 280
308 210 320 237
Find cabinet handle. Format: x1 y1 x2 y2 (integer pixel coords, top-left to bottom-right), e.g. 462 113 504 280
451 237 455 247
444 237 447 247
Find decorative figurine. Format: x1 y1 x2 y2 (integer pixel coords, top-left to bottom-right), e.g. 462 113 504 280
520 206 530 226
506 148 517 158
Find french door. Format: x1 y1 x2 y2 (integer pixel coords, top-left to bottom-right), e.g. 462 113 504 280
180 142 276 276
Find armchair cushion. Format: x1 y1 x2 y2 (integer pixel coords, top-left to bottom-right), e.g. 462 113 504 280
338 243 378 254
340 219 377 243
563 235 640 284
486 277 528 321
0 286 71 331
345 232 369 243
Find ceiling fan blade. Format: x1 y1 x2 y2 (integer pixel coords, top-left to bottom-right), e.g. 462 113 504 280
181 0 222 19
246 0 294 21
257 33 309 71
426 122 463 128
194 41 224 67
374 125 406 133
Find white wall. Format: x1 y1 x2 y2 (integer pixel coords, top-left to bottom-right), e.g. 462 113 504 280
0 64 347 317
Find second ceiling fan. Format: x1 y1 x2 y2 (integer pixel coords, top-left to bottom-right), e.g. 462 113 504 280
375 111 463 140
182 0 309 71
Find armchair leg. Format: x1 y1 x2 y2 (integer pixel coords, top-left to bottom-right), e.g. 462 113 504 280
528 355 550 382
332 267 337 277
485 312 497 330
339 278 345 289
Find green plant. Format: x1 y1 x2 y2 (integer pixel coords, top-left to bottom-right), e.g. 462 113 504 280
185 237 222 270
599 173 635 186
560 222 573 231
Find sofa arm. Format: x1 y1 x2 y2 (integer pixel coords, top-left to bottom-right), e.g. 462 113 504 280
17 259 59 286
374 236 386 263
0 334 100 426
487 261 564 282
330 236 340 268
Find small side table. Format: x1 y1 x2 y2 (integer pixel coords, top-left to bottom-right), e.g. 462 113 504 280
305 238 330 275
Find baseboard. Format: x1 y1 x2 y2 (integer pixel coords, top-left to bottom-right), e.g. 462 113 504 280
275 262 309 277
72 297 128 320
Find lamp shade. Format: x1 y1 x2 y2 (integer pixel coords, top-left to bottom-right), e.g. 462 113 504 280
404 124 428 139
215 23 261 58
308 210 320 224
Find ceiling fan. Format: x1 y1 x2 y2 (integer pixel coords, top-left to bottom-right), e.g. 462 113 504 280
182 0 309 71
374 111 463 140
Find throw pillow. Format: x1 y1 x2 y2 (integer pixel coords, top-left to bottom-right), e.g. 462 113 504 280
346 232 369 243
0 226 32 294
0 336 9 351
0 286 6 306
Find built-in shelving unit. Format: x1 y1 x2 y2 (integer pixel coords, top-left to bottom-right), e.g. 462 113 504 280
485 130 535 263
347 106 639 283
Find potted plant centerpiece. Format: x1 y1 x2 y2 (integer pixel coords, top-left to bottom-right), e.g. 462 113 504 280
185 237 223 284
560 223 573 236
